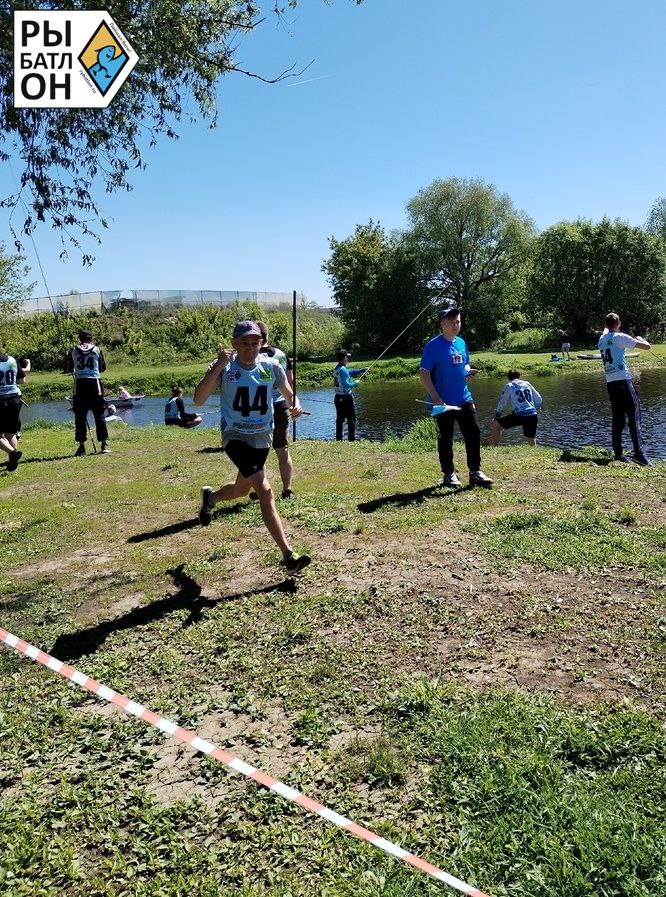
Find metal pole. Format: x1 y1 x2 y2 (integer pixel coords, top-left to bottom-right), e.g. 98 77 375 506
292 289 297 441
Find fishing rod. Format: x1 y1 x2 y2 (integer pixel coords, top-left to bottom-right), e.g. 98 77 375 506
355 289 450 383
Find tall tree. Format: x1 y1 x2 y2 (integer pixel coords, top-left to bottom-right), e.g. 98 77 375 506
405 177 535 345
645 196 666 242
323 221 430 353
0 1 362 261
0 242 33 321
529 218 666 340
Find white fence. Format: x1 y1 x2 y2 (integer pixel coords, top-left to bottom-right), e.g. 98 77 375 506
20 289 303 316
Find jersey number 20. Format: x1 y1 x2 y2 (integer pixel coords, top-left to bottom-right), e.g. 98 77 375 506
233 385 268 417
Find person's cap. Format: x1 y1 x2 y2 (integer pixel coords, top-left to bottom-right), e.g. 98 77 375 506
79 329 93 341
232 320 262 339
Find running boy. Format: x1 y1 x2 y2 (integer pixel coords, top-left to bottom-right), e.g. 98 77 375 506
598 312 651 464
492 369 542 446
193 320 310 573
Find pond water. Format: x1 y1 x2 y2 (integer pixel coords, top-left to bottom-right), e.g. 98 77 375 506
22 367 666 459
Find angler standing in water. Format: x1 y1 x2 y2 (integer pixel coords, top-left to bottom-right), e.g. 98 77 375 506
64 329 110 456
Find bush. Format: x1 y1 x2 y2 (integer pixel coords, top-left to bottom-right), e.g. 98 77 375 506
493 327 554 352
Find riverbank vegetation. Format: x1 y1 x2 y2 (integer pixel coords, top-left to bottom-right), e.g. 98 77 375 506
1 424 664 896
19 342 666 403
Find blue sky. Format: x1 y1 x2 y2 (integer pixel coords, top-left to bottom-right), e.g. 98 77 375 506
3 0 666 305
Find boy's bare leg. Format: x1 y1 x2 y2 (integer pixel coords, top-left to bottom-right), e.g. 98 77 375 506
251 470 291 553
491 420 502 447
275 446 293 492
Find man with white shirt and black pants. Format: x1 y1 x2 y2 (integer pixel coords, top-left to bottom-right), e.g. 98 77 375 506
598 312 651 465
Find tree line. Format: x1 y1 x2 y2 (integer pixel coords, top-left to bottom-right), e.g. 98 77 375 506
323 178 666 352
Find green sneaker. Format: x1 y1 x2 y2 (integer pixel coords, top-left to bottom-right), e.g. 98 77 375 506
199 486 214 526
283 551 311 574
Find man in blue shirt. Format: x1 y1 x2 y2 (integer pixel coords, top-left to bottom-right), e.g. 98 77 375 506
419 308 492 488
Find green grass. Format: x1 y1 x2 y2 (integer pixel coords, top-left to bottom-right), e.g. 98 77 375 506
1 424 664 895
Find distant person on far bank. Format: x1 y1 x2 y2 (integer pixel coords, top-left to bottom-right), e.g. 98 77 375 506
117 385 132 400
164 386 203 428
333 350 367 441
64 330 110 455
492 369 542 447
419 307 492 488
559 330 572 361
0 351 30 471
598 312 651 465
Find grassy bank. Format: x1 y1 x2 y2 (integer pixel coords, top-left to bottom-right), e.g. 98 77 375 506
1 423 664 896
20 343 666 402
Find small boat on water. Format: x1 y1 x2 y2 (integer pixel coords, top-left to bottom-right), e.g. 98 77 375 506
66 394 145 409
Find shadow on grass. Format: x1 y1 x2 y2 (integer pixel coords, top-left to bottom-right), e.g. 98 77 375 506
197 446 226 454
128 504 246 542
3 454 74 467
558 450 612 467
357 483 473 513
50 564 298 662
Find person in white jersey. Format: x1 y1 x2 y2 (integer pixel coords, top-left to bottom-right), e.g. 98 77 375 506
193 320 310 574
598 312 651 465
256 320 294 499
491 369 543 446
0 352 30 471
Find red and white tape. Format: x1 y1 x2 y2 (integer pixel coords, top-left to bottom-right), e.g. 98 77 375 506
0 626 492 897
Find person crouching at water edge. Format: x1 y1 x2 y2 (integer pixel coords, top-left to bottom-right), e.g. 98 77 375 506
164 386 203 429
193 320 311 574
0 351 30 471
492 369 542 447
419 307 493 489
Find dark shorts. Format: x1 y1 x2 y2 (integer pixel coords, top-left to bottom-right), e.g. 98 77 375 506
272 403 289 449
496 412 538 437
0 395 22 434
224 440 270 479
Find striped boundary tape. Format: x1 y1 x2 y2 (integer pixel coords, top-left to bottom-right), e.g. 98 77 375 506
0 626 492 897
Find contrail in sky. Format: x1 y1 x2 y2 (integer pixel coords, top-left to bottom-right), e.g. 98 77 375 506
285 75 333 88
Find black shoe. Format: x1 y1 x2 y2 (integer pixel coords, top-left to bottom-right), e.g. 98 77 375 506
281 488 294 499
631 453 650 466
74 444 86 457
100 442 111 454
283 551 311 573
249 491 259 501
614 454 631 463
469 469 493 488
199 486 214 526
6 450 22 471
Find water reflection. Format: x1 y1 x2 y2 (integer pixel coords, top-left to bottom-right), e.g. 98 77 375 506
21 368 666 460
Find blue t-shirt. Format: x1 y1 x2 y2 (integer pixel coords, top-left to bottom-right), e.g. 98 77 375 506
419 335 473 406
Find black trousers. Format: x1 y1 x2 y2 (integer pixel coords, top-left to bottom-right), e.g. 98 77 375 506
607 379 643 456
434 402 481 474
335 394 356 441
73 380 109 443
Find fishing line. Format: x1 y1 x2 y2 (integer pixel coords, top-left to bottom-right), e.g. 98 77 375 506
7 160 97 451
356 292 446 383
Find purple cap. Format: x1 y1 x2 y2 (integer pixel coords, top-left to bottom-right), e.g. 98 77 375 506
232 320 262 339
